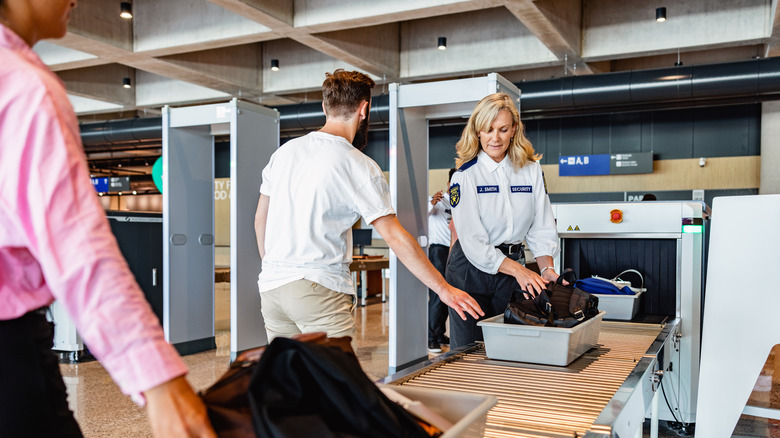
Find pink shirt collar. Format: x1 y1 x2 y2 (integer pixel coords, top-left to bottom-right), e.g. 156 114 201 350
0 23 46 68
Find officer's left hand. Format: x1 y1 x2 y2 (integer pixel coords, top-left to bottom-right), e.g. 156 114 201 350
514 267 546 297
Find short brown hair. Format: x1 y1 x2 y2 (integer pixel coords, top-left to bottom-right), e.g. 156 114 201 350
322 69 375 119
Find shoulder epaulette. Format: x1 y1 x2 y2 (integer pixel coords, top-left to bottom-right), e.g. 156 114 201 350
457 157 478 172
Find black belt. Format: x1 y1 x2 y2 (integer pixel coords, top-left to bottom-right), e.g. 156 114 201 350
29 306 48 316
497 243 524 257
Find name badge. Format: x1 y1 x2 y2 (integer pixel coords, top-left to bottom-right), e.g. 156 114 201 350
511 185 532 193
477 185 499 193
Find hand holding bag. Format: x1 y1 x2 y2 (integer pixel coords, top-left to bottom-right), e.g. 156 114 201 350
504 270 599 328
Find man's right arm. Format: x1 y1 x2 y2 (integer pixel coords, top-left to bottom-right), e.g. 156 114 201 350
254 194 270 259
371 214 483 320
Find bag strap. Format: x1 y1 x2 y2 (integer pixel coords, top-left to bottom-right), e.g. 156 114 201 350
556 268 578 286
612 269 644 288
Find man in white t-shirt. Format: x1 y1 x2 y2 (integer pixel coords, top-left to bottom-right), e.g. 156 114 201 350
254 69 483 342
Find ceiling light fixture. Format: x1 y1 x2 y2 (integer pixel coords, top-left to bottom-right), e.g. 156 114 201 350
271 59 280 71
656 7 666 22
120 2 133 19
122 77 131 88
437 37 447 50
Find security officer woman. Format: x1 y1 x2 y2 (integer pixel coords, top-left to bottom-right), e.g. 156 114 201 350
445 93 561 349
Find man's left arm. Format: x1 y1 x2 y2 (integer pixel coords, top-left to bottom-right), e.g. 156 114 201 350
254 194 270 259
371 214 483 320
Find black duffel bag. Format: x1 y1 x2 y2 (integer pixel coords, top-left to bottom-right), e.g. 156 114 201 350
504 270 599 328
200 333 438 438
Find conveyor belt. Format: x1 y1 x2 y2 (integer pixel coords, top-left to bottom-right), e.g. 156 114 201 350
388 322 666 438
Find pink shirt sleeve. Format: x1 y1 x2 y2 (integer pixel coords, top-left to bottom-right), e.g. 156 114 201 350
0 38 186 405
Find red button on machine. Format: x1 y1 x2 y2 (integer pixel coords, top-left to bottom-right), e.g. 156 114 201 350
610 209 623 224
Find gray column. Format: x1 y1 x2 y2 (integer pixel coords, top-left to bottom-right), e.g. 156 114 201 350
761 101 780 194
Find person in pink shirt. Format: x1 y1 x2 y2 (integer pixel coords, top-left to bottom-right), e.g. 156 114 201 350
0 1 215 436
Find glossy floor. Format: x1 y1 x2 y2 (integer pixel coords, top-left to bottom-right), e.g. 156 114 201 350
61 283 778 437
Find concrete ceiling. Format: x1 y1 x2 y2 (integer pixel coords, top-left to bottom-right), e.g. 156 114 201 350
37 0 779 120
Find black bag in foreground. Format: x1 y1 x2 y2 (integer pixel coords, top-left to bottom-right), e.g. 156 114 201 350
504 270 599 328
200 333 356 437
247 337 432 438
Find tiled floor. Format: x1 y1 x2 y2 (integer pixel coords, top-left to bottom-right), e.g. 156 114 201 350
60 283 778 437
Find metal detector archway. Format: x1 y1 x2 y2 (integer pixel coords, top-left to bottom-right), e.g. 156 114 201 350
387 74 520 372
162 99 278 357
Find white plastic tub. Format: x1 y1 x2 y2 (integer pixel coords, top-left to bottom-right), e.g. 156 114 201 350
594 289 644 320
380 385 497 438
477 311 605 366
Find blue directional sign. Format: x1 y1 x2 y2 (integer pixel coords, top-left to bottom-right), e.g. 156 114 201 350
558 154 611 176
91 176 130 193
91 177 109 193
559 152 653 176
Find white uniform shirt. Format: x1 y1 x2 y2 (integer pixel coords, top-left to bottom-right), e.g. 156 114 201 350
258 131 395 295
449 150 559 275
428 193 451 247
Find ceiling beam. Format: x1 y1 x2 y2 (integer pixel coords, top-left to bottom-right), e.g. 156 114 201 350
206 0 293 28
504 0 594 74
299 24 401 80
57 64 136 107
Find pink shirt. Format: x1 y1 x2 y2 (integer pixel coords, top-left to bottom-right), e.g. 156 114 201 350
0 24 186 405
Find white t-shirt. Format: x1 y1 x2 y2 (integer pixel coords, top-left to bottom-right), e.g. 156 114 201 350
427 193 451 247
449 151 559 275
258 131 395 295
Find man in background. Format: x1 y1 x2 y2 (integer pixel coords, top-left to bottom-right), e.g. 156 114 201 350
427 168 456 353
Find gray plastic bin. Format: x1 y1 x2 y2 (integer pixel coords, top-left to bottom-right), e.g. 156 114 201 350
381 385 497 438
595 289 644 320
477 311 605 366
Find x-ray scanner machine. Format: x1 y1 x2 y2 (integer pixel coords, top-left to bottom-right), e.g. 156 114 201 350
387 73 520 372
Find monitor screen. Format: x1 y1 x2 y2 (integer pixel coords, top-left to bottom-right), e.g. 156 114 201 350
352 229 373 247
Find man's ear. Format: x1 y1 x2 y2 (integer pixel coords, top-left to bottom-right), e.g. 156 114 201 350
322 102 328 117
358 100 370 121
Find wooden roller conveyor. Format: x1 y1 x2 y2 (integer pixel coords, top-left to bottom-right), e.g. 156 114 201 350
384 321 676 438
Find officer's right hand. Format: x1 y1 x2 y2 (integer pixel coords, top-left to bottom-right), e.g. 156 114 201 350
437 285 484 320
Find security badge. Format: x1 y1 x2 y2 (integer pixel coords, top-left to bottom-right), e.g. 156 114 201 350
477 185 533 193
449 183 460 207
451 183 534 208
477 185 499 193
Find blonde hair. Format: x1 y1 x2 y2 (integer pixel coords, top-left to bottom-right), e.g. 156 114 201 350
455 93 540 169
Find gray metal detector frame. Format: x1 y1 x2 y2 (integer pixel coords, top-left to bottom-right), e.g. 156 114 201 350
162 98 278 358
387 73 520 373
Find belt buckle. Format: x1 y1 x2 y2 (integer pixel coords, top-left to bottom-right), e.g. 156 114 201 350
508 244 519 255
